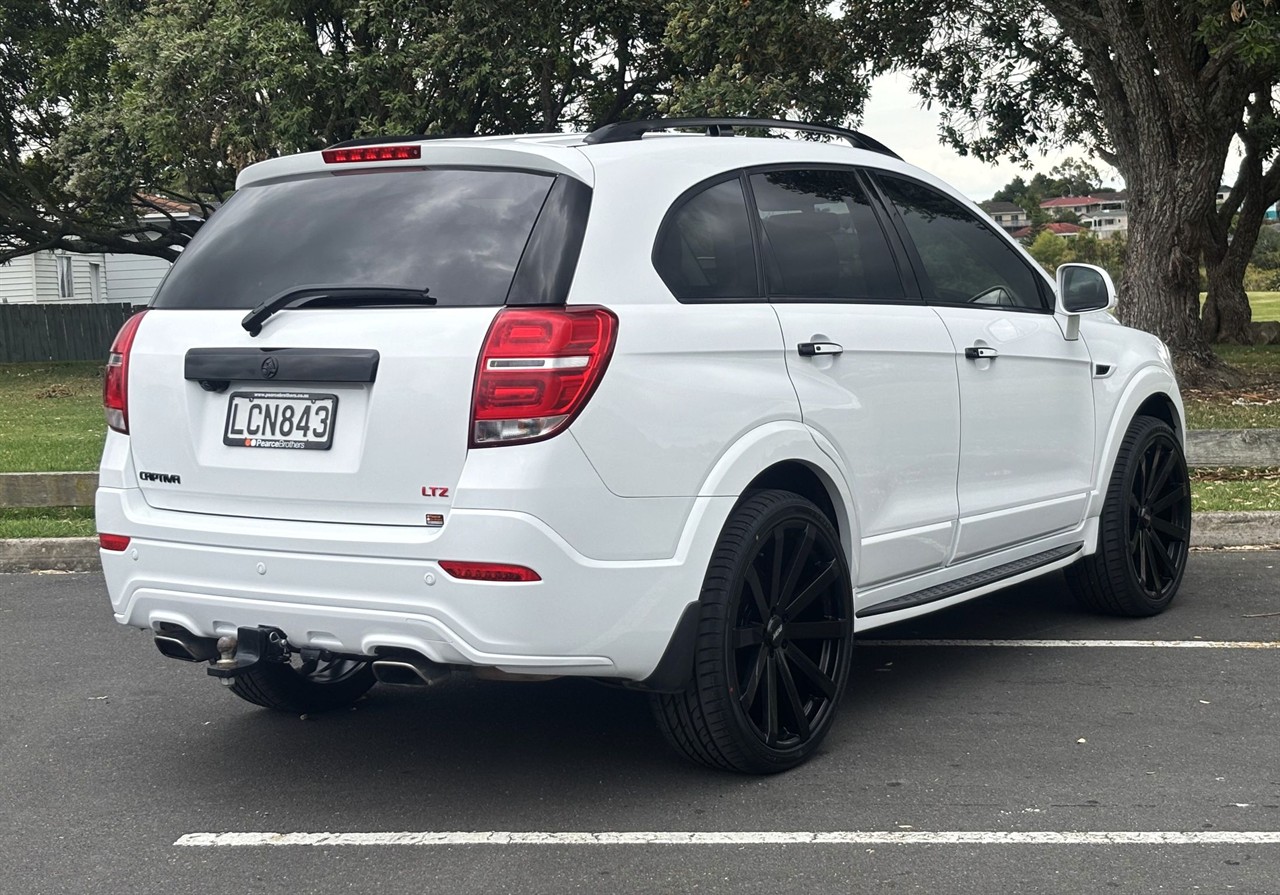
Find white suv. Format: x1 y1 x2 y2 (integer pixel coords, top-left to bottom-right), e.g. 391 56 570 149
97 118 1190 774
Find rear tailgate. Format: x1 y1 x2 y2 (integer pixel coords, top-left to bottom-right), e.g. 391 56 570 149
127 308 495 525
119 157 587 527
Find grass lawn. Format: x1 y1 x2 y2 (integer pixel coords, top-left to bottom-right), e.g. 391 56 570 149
1198 291 1280 322
1247 292 1280 322
1182 345 1280 429
0 362 105 472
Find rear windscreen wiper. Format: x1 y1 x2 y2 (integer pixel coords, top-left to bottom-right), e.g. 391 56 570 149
241 284 436 337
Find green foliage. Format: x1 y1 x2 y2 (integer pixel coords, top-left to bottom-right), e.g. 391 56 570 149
0 0 871 265
663 0 866 121
1025 231 1126 280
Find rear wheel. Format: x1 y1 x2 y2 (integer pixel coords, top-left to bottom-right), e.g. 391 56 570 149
227 653 375 714
652 489 853 774
1066 415 1191 616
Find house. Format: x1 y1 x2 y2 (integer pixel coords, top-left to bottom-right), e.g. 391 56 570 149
0 251 108 304
980 200 1032 233
1039 193 1129 238
1079 190 1128 239
1039 195 1100 218
1011 222 1086 239
0 196 202 305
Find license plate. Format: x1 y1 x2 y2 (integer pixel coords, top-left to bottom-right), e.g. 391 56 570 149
223 391 338 450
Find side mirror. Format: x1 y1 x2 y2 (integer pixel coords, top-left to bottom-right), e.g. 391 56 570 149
1055 263 1116 340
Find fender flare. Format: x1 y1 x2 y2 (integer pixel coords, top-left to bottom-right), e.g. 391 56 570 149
690 419 861 572
1087 362 1184 519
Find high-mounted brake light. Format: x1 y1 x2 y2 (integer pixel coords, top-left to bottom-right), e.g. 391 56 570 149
471 307 618 447
438 561 541 582
103 310 149 434
321 145 422 164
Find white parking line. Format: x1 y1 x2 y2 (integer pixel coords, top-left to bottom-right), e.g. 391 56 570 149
857 639 1280 649
175 831 1280 847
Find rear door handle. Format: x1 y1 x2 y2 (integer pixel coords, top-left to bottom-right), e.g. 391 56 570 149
797 342 844 357
964 346 998 360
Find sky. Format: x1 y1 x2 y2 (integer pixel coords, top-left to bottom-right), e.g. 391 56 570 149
857 71 1122 203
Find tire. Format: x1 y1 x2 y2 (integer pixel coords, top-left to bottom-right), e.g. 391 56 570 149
652 489 853 774
226 653 376 714
1066 415 1191 617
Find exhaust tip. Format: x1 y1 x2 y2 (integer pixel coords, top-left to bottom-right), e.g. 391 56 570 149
154 625 219 663
371 654 451 687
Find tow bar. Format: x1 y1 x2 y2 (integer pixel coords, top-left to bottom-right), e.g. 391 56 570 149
206 626 290 683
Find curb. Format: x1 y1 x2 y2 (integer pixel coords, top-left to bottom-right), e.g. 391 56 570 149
1 537 100 572
3 513 1278 573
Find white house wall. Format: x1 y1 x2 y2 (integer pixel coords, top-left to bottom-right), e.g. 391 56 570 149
0 255 37 303
104 252 171 304
33 252 60 301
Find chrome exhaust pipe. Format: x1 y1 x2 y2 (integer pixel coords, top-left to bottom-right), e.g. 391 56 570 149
371 652 452 686
154 623 219 663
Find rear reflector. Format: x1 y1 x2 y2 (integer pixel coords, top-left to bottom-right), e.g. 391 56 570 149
438 561 541 582
99 534 131 552
103 310 149 434
471 307 617 447
321 145 422 164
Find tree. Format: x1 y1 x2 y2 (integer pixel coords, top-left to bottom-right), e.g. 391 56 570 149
1047 157 1102 196
0 0 863 265
845 0 1280 383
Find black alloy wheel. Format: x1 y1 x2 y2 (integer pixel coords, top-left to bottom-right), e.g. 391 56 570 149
1066 415 1191 616
653 489 853 773
1124 426 1192 601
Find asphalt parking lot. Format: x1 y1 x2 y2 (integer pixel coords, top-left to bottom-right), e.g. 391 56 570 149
2 550 1278 894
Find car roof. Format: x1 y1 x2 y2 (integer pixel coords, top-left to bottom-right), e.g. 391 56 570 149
233 123 958 211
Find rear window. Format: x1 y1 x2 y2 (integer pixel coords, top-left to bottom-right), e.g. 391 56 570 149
153 168 555 309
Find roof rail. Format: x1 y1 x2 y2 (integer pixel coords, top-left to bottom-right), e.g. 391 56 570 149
582 118 901 160
325 134 467 149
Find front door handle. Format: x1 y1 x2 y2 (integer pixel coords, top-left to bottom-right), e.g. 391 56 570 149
798 341 844 357
964 346 999 360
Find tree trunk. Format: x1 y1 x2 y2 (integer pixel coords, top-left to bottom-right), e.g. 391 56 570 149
1119 180 1225 384
1202 254 1254 345
1201 116 1279 346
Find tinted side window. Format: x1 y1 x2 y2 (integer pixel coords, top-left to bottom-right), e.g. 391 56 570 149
878 176 1047 310
655 178 759 301
750 169 903 300
154 168 554 309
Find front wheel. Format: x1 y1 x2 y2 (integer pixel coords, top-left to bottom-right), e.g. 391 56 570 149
1066 415 1191 616
652 489 853 774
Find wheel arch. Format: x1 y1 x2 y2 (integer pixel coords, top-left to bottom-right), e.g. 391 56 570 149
694 421 859 569
1088 364 1185 520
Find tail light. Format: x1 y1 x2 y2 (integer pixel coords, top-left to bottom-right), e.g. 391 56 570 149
103 310 149 434
471 306 617 447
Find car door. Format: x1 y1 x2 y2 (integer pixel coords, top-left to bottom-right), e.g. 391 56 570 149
752 167 962 590
872 174 1095 562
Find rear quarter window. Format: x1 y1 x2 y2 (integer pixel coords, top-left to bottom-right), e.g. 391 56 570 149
153 168 555 309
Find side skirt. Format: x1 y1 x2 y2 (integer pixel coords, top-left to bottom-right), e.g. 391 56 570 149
856 543 1083 619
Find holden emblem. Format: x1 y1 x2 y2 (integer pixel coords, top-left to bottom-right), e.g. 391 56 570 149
261 356 279 379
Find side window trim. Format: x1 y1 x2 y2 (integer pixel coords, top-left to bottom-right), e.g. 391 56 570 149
862 171 937 303
865 170 1055 314
651 170 764 303
741 163 924 306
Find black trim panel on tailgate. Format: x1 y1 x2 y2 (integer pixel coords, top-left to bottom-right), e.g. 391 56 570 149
184 348 380 384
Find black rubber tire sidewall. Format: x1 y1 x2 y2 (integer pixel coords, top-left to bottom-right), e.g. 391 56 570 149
227 660 376 714
652 489 853 774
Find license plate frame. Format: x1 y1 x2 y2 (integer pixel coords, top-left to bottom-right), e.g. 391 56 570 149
222 391 339 450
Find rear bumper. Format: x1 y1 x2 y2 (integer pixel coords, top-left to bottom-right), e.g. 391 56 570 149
96 487 729 680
